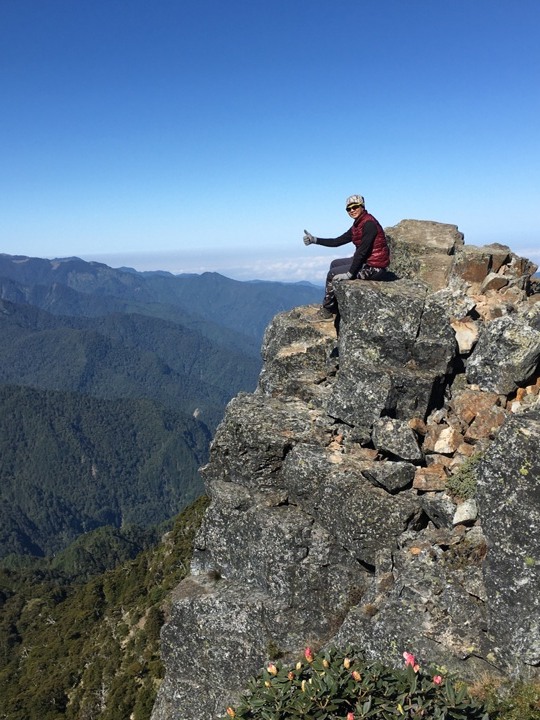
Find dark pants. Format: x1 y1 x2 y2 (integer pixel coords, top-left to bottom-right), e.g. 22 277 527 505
323 257 388 311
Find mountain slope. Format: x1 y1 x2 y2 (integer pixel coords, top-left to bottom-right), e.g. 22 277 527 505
0 298 260 429
0 385 209 558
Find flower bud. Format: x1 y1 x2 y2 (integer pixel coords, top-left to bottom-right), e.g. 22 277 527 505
304 647 314 663
352 670 361 681
433 674 443 685
296 661 302 670
264 680 271 688
226 708 236 718
343 657 351 669
301 679 307 692
287 671 295 681
322 658 329 668
403 651 420 672
267 663 278 676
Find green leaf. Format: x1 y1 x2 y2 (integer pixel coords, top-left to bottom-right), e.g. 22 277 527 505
362 697 372 714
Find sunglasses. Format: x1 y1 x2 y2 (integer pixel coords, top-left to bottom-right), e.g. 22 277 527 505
346 204 362 212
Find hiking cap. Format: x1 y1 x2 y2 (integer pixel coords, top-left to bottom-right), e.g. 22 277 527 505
346 195 365 207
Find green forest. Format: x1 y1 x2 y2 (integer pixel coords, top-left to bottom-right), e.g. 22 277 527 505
0 384 210 559
0 496 209 720
0 297 261 430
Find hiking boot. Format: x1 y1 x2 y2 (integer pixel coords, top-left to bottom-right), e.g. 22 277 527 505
317 307 334 320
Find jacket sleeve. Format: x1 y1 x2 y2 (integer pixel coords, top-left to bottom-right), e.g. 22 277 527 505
349 221 378 277
315 228 353 248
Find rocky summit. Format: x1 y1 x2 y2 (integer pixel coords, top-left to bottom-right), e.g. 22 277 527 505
151 220 540 720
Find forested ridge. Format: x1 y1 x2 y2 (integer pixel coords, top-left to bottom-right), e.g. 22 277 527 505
0 496 209 720
0 384 209 559
0 297 261 428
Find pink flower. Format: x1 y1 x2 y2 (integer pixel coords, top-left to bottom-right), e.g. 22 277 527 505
304 647 314 663
402 651 419 672
403 651 416 666
433 674 443 685
347 713 355 720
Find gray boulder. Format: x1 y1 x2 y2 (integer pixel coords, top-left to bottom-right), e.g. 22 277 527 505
372 417 423 462
466 314 540 393
477 406 540 673
332 525 493 677
326 279 455 433
362 461 416 493
258 305 336 402
386 219 464 291
283 443 420 567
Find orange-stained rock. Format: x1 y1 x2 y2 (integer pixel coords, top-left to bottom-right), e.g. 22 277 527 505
465 406 508 441
480 273 509 293
456 442 477 458
413 464 448 491
426 453 453 468
451 389 500 426
408 417 428 435
452 248 491 288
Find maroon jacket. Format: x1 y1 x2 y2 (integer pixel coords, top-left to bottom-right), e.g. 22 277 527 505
316 210 390 277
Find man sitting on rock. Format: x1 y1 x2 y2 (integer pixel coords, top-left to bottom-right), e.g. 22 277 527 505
304 194 390 319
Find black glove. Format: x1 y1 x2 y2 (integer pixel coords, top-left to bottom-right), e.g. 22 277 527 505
303 229 317 246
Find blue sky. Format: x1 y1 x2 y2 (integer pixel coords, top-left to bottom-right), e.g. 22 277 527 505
1 0 539 283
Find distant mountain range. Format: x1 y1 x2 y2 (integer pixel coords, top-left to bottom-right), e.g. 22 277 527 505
0 253 321 343
0 253 321 560
0 297 259 427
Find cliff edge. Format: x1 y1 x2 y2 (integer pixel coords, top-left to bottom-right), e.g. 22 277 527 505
151 220 540 720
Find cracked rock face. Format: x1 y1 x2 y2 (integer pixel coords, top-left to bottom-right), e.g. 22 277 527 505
151 222 539 720
477 410 540 671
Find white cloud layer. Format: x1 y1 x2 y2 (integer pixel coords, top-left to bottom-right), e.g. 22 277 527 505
81 240 540 286
81 250 333 286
